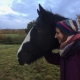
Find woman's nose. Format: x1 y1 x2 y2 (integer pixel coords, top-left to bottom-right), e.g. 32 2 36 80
55 35 57 38
55 34 57 38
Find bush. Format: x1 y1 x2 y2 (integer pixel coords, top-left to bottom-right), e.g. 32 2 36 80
12 36 25 44
0 34 6 44
4 36 13 44
0 35 26 44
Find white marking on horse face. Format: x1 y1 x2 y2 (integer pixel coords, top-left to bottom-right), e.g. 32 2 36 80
17 28 33 57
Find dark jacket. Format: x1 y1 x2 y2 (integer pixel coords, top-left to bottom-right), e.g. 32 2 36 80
44 38 80 80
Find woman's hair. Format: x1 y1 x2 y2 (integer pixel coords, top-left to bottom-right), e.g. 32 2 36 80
59 29 68 42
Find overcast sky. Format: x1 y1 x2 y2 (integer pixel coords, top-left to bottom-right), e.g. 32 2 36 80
0 0 80 29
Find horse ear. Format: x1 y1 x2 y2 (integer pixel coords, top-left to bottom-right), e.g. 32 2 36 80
39 4 46 15
38 4 48 22
37 9 40 16
39 4 44 11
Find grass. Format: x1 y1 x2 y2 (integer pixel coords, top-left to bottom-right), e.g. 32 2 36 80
0 44 60 80
4 34 20 37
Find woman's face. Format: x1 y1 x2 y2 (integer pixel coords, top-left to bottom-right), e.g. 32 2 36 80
55 27 65 43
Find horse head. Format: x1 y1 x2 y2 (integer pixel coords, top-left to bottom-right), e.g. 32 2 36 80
17 4 67 65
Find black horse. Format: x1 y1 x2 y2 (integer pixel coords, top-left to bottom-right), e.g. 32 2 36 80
17 4 67 65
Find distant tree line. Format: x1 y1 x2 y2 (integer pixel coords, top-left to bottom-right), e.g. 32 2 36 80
0 29 25 34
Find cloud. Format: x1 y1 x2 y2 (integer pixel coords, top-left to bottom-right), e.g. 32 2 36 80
0 0 80 29
0 15 29 29
50 0 80 18
40 0 80 19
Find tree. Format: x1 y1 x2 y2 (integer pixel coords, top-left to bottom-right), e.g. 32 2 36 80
76 14 80 27
25 20 35 34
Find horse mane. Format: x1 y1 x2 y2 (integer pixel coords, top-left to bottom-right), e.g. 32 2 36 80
36 7 67 28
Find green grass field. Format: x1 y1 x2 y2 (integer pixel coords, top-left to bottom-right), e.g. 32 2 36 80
4 34 26 38
0 45 60 80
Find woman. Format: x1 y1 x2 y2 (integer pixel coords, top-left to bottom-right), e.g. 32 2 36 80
44 19 80 80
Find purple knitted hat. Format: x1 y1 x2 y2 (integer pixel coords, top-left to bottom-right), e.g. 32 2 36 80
56 19 79 36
